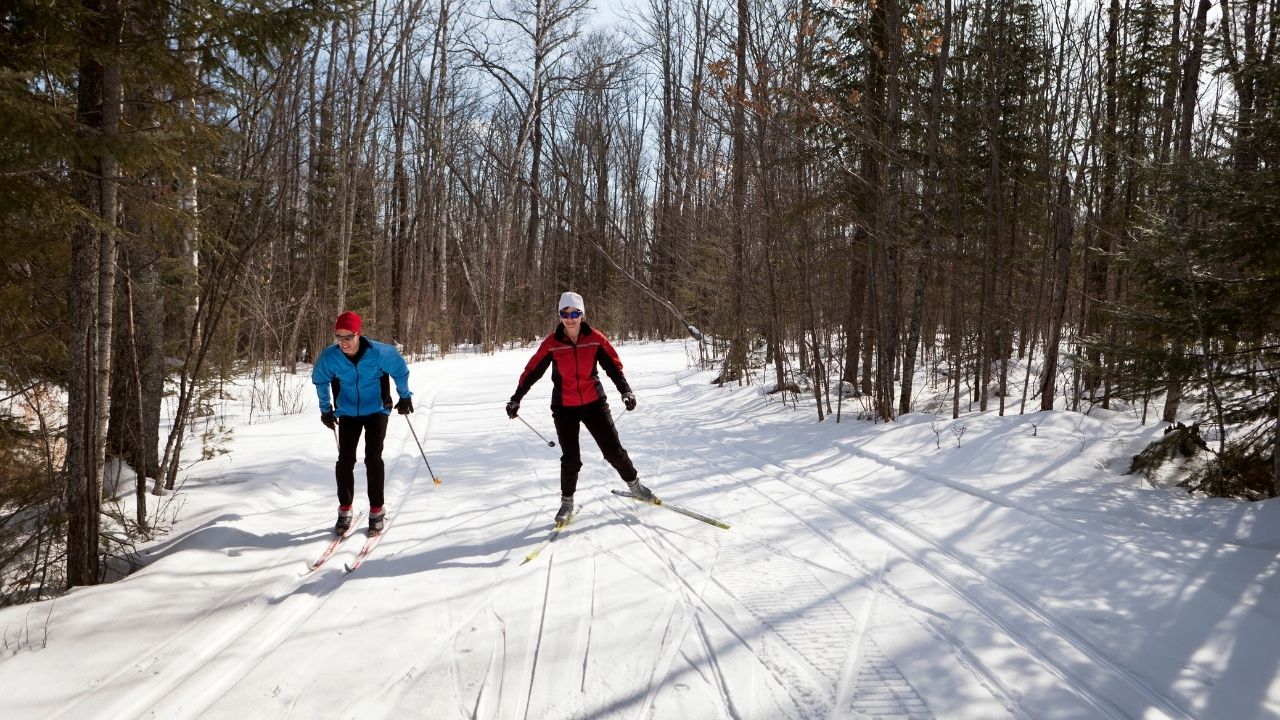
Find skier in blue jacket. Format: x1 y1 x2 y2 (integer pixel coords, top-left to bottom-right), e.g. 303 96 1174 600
312 311 413 534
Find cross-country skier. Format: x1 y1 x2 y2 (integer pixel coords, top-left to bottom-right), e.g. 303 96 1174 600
506 292 656 526
312 311 413 534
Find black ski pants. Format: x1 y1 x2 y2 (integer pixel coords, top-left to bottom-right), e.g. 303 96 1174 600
553 399 638 497
336 413 389 509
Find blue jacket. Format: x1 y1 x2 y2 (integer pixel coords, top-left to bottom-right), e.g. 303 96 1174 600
312 337 412 417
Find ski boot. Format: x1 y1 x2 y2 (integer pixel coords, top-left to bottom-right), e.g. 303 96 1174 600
555 495 575 527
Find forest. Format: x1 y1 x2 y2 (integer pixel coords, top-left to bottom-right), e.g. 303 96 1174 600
0 0 1276 602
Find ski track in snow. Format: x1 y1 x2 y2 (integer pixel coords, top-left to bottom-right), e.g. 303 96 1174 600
593 490 728 720
650 417 967 718
384 355 998 720
575 376 934 720
45 367 464 720
13 344 1274 720
660 371 1197 720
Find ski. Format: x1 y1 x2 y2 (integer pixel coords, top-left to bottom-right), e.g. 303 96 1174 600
308 512 366 571
611 489 731 530
522 506 581 564
344 517 392 573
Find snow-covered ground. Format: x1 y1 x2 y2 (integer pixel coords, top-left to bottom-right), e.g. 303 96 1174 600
2 340 1278 719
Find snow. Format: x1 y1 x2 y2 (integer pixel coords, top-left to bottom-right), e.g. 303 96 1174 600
2 340 1278 720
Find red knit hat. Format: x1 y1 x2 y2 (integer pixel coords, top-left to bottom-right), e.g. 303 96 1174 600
335 311 362 334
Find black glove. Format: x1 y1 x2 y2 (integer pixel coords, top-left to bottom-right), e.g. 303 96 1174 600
506 400 520 419
395 397 414 415
320 411 337 430
622 392 636 411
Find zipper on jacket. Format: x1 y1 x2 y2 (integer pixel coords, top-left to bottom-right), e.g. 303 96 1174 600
571 337 582 405
354 362 362 414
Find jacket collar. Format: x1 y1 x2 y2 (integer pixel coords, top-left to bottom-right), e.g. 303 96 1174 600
555 321 594 343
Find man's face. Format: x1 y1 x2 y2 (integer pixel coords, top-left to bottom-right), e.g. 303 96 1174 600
335 330 359 355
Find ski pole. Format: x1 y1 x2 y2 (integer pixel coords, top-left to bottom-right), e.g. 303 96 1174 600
517 415 556 447
404 415 443 484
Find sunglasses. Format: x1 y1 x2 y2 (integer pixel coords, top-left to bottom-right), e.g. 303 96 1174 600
559 309 583 319
334 333 357 343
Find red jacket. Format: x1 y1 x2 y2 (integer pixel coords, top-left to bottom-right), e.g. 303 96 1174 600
512 322 631 408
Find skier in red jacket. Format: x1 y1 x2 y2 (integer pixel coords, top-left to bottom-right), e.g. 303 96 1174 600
507 291 656 526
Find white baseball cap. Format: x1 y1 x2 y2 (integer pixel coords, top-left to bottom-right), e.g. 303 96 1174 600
557 291 585 313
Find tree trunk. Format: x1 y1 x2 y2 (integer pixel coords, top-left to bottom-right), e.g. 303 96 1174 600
950 231 963 420
724 0 750 385
178 1 201 344
901 0 951 417
67 0 123 587
1040 174 1073 410
1082 0 1122 398
1156 0 1183 166
106 241 162 523
117 253 149 528
843 229 868 390
1162 0 1213 423
526 82 545 275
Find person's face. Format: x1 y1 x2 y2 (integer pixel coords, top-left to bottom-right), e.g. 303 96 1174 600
334 330 360 355
559 307 583 329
